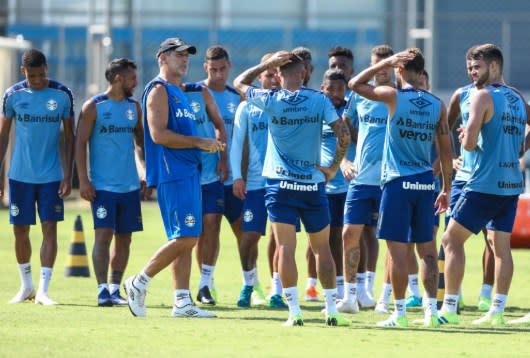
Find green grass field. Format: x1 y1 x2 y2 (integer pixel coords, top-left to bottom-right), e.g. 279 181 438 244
1 199 530 357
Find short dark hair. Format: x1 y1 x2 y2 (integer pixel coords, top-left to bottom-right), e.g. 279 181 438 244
105 58 137 83
465 45 478 61
292 47 312 62
403 48 424 74
470 44 503 71
322 68 347 84
21 49 47 67
279 52 305 73
422 69 430 82
371 45 394 58
327 46 353 61
205 45 230 61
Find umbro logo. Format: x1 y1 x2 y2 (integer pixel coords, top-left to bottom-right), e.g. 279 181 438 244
504 92 519 104
281 94 308 106
409 97 432 109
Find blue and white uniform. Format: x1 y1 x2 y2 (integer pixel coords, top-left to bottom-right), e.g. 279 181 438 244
343 93 388 227
88 93 143 233
143 77 201 239
3 79 73 224
320 101 354 227
377 87 442 243
245 86 339 233
230 101 269 234
199 81 243 223
184 83 225 216
446 84 476 226
452 84 526 234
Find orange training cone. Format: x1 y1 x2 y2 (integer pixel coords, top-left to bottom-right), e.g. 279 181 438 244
65 215 90 277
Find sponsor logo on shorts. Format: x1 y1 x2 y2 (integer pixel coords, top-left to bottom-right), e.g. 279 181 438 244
126 109 135 120
54 205 62 214
279 181 318 191
46 99 58 111
10 204 19 217
402 181 435 190
243 209 254 223
184 214 196 227
96 206 107 219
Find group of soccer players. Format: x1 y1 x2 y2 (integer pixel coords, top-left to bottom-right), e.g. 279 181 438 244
2 36 530 327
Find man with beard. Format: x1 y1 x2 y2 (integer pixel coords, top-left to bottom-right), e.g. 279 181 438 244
76 58 148 307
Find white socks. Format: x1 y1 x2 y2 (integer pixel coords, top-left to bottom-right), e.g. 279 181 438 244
18 263 33 289
284 287 301 317
38 267 53 293
199 264 215 289
133 271 152 291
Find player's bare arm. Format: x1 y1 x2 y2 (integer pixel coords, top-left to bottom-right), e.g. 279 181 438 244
0 115 13 198
147 84 224 152
434 103 452 214
461 89 492 151
203 86 228 181
319 118 351 182
74 99 97 202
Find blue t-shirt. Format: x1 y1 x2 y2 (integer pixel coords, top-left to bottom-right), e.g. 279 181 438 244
345 93 388 186
454 84 477 182
320 102 355 194
198 81 240 185
464 84 526 195
89 94 140 192
246 86 339 184
381 88 442 185
142 77 200 188
2 79 74 183
184 83 220 186
230 101 268 191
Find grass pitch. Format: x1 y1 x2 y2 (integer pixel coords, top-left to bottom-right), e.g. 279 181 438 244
1 200 530 357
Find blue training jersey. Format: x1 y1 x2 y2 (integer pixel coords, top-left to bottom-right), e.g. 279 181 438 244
89 94 140 192
230 101 268 191
142 77 200 188
320 102 354 194
345 93 388 186
464 84 526 195
2 79 74 183
381 87 442 185
198 81 240 185
184 83 220 185
246 86 339 184
454 84 477 182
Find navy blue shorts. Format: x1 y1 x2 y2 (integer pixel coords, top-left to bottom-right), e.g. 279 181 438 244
224 185 243 223
157 174 202 240
91 190 143 233
377 172 435 243
445 180 466 227
202 181 224 215
451 191 518 234
9 179 63 225
344 184 381 226
327 192 346 227
265 179 329 233
242 189 267 235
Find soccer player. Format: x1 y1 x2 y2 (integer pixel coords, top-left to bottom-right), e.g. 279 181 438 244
340 45 394 314
320 68 354 303
291 46 322 302
124 37 223 318
75 58 147 307
234 51 352 327
328 46 355 99
195 45 249 305
230 53 286 308
0 49 74 305
439 44 527 326
445 47 495 312
350 48 453 327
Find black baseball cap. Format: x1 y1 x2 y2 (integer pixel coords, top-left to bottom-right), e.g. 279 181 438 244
156 37 197 58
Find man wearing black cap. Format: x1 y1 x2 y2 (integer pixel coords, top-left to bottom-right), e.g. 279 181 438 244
123 37 225 318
